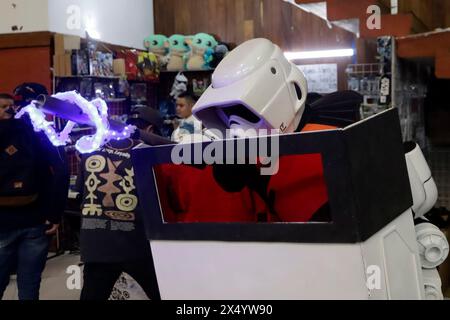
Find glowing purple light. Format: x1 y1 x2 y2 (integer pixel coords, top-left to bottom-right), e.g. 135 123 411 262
16 91 136 154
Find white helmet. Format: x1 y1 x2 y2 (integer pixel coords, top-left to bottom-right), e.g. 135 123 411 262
193 38 308 137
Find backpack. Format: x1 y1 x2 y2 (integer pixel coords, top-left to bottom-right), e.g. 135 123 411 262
0 120 39 207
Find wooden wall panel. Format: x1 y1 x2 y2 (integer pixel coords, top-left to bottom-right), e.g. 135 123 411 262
399 0 450 31
154 0 355 50
0 31 52 49
0 46 52 94
154 0 361 90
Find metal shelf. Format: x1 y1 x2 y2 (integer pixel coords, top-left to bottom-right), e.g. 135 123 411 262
346 63 385 76
159 69 214 73
55 75 121 79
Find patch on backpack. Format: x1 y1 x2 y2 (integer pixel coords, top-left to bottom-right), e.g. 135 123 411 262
14 181 24 189
5 145 18 156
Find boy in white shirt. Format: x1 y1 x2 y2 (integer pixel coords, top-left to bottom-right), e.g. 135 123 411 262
171 93 202 143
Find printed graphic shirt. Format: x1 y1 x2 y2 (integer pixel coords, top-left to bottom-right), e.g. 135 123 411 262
171 115 202 143
76 139 151 263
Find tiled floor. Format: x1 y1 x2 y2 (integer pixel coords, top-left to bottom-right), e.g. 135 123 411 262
3 253 82 300
3 253 149 300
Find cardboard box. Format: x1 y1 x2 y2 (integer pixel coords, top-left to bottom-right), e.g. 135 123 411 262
64 53 72 76
54 34 65 56
52 55 59 76
54 34 81 55
64 35 81 51
113 59 126 76
53 54 65 76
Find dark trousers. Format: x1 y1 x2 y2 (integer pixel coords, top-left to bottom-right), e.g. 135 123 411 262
80 258 160 301
0 225 50 300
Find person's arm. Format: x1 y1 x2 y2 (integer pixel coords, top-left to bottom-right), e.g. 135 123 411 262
73 155 85 211
35 132 70 233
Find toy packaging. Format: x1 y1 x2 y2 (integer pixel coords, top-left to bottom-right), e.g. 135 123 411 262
79 78 94 98
89 51 114 77
192 78 210 97
117 50 140 80
137 52 159 81
71 49 90 76
130 82 148 103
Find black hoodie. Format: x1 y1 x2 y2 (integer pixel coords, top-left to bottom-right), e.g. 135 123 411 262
0 118 69 231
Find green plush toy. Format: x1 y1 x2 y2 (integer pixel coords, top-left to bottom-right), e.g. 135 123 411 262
166 34 191 71
144 34 169 69
185 33 218 70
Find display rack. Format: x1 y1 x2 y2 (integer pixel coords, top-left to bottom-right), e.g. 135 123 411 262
345 63 384 76
346 63 389 118
393 34 450 212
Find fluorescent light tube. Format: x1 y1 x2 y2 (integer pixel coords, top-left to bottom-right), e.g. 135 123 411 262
284 49 355 60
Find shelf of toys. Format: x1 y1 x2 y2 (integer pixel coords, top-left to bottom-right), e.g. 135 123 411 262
52 32 231 175
142 32 231 138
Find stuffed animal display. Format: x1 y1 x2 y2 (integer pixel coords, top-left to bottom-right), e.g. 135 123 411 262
185 33 218 70
144 34 169 69
143 33 225 71
166 34 191 71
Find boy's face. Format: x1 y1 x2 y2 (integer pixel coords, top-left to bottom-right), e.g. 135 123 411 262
0 98 14 120
176 97 193 119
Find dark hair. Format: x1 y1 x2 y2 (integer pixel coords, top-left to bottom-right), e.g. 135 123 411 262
0 93 14 100
127 118 162 136
177 92 196 105
13 83 48 107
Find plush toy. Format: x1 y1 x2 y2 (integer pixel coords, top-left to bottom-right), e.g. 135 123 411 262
209 42 230 69
185 33 218 70
144 34 169 69
166 34 190 71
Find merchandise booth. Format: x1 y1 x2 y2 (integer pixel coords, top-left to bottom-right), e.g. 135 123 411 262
0 0 449 302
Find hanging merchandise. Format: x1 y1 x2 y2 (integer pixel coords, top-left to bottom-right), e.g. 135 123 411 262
377 37 392 106
192 78 210 98
116 50 140 80
137 52 159 81
169 72 188 100
185 33 218 70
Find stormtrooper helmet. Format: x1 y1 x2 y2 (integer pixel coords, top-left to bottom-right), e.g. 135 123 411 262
170 72 188 100
192 38 308 137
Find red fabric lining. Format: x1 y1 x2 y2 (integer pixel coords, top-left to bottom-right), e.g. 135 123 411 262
154 123 336 223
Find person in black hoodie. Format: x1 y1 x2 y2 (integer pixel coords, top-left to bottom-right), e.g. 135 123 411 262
0 85 69 300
